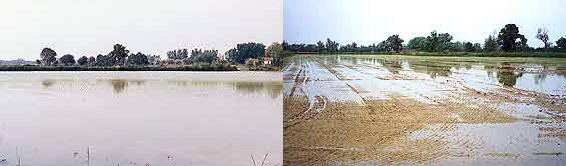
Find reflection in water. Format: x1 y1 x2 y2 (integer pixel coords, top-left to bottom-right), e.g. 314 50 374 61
110 79 128 94
497 70 523 87
268 82 284 99
534 65 549 85
108 79 146 94
168 81 283 99
233 82 284 99
190 81 224 90
41 79 55 88
426 65 452 78
382 60 403 74
233 82 265 94
334 56 565 92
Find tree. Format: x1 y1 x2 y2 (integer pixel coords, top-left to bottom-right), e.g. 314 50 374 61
473 43 482 52
341 42 359 52
557 37 566 49
126 52 149 66
191 49 219 63
282 40 289 51
425 30 439 52
464 42 475 52
40 48 57 66
425 31 453 52
316 41 325 52
536 28 550 48
87 57 96 66
266 42 283 66
59 54 76 66
108 44 129 66
77 56 88 66
385 34 404 52
497 24 527 51
147 55 161 65
408 37 428 50
226 42 266 64
95 54 113 66
325 38 339 53
447 41 463 52
484 33 499 52
377 41 388 52
167 49 188 60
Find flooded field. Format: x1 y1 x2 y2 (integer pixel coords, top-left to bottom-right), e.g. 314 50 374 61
283 54 566 165
0 71 282 166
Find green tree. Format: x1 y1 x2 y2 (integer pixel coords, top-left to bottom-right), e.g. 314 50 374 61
227 42 266 64
87 57 96 66
191 49 219 63
167 49 188 60
316 41 325 52
77 56 88 66
408 37 428 50
341 42 359 52
108 44 130 66
497 24 527 51
266 42 283 66
557 37 566 49
447 41 463 52
425 31 453 52
536 27 550 48
126 52 149 66
39 48 57 66
385 34 404 52
473 43 482 52
325 38 339 53
484 33 499 52
59 54 76 66
377 41 388 52
147 55 161 65
463 42 475 52
95 54 113 66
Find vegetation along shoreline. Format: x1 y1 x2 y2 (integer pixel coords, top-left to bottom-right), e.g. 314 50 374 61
283 24 566 58
0 42 283 71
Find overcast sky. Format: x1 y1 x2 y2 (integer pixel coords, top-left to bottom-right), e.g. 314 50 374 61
284 0 565 48
0 0 282 60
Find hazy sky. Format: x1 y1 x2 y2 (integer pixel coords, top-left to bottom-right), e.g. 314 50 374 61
0 0 282 60
284 0 565 48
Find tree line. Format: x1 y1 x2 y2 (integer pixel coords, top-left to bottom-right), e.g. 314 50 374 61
38 44 160 67
283 24 566 54
37 42 283 67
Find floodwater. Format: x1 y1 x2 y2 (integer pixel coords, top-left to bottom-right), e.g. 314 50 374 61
283 54 566 165
0 71 282 166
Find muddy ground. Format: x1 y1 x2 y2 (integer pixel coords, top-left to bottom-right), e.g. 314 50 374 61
283 55 566 165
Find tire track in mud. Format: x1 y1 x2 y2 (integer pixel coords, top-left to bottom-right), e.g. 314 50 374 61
288 63 306 97
333 62 504 162
284 61 329 130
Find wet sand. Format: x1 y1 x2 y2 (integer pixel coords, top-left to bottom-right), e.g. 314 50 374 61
283 55 566 165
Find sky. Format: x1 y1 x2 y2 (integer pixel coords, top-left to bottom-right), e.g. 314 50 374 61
284 0 566 48
0 0 282 60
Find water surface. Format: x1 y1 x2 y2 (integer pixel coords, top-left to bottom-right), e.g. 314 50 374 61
0 71 282 166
